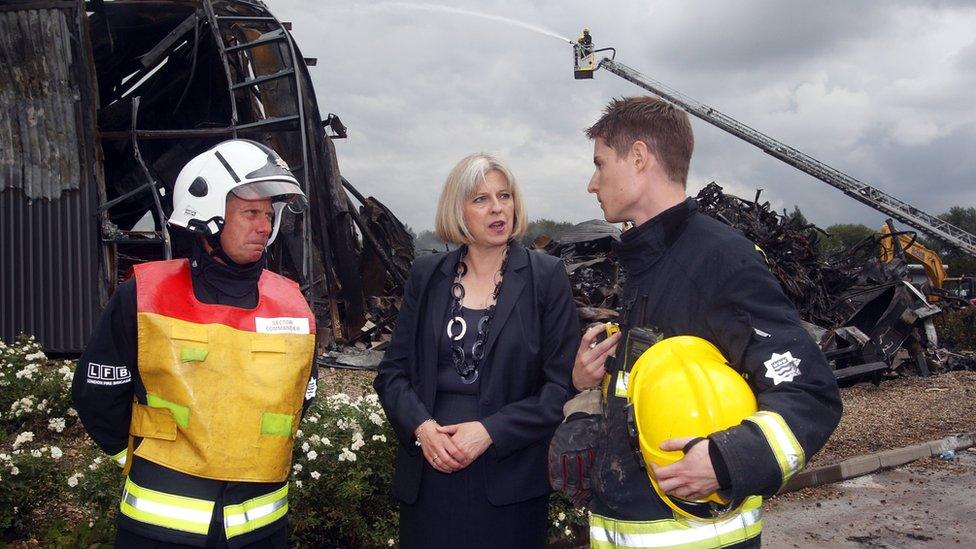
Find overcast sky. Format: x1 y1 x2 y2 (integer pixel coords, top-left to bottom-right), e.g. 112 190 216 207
269 0 976 233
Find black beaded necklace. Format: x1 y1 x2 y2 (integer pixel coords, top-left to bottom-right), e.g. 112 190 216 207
445 241 512 384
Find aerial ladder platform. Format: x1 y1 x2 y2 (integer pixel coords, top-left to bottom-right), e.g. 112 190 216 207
572 37 976 258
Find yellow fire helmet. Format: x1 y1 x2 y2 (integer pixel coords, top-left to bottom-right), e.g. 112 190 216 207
626 335 757 520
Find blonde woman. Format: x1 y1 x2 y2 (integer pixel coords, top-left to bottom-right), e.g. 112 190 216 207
374 153 579 548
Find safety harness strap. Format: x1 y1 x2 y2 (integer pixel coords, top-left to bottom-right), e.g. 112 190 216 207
223 485 289 538
119 477 215 535
590 496 762 548
744 410 805 486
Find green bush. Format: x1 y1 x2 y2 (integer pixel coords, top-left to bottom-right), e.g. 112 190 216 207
0 335 586 547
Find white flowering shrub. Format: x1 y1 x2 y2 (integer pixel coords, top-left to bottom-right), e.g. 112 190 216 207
0 334 75 434
0 335 584 546
0 335 104 538
288 382 400 547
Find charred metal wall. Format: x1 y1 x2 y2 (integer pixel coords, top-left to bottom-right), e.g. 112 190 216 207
0 5 83 199
0 2 104 353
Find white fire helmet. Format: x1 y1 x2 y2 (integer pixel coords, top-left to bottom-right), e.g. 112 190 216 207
168 139 308 245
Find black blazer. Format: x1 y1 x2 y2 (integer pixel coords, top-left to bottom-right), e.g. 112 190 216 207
373 242 580 506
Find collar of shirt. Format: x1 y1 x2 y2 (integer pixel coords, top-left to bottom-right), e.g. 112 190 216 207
612 197 698 277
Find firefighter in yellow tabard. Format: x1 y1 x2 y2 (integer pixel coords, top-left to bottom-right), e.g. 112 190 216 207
73 140 316 547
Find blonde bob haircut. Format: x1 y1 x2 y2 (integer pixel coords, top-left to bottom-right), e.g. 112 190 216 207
434 153 527 245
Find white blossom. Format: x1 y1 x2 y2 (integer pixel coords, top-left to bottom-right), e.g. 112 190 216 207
307 450 318 460
12 431 34 449
372 434 387 443
310 471 321 480
369 412 385 426
48 417 66 433
15 363 39 380
31 449 42 458
558 512 566 521
294 480 303 489
351 432 365 451
301 442 310 452
25 350 46 361
68 473 84 487
293 463 303 474
387 539 395 547
338 448 357 462
50 446 63 460
11 466 20 476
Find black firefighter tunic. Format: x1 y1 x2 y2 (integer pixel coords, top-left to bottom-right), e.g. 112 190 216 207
590 198 843 532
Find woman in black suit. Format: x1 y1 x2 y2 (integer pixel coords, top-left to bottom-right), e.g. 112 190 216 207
373 153 580 548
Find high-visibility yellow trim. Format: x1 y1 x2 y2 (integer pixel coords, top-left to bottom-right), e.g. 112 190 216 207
590 496 762 548
119 477 214 535
223 485 288 538
180 347 208 362
146 393 190 428
261 412 294 437
110 448 127 468
614 371 629 398
745 410 805 486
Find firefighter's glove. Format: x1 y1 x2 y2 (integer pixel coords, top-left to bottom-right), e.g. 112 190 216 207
548 394 602 508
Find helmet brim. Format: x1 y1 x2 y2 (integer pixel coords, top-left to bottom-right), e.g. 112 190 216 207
231 180 308 212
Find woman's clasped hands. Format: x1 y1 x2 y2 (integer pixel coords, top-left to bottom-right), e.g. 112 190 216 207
415 420 492 473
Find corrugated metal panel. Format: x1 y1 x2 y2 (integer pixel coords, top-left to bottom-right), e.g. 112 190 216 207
0 186 101 353
0 7 82 200
0 2 104 354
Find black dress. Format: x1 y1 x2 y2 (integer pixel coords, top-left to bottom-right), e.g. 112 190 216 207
398 307 549 549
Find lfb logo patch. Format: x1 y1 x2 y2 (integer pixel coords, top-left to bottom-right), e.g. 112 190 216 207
87 363 132 386
763 352 801 385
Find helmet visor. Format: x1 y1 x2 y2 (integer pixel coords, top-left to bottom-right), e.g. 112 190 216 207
231 180 308 212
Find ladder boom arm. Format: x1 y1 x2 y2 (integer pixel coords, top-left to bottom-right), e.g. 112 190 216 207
598 58 976 258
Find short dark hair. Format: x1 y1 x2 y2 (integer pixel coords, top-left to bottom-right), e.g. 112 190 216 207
585 96 694 186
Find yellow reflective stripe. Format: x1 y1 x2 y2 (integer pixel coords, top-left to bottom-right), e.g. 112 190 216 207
223 485 288 538
590 497 762 548
615 371 630 398
119 477 214 535
110 448 127 467
745 410 805 485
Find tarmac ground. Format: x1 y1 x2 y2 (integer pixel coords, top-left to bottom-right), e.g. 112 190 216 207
763 449 976 548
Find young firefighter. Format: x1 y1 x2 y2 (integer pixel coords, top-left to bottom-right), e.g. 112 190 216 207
572 97 842 548
73 139 316 547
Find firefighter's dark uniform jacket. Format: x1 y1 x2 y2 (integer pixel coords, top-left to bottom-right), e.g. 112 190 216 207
589 198 842 548
72 245 316 548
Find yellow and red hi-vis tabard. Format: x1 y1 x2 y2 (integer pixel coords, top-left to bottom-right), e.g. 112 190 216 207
130 259 315 482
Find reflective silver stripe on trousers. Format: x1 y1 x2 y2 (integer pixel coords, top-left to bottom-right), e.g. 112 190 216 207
122 488 213 526
223 497 288 529
590 507 762 548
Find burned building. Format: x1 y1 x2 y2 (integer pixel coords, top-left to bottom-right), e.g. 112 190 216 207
1 0 411 353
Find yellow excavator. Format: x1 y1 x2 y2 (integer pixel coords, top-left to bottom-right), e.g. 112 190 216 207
878 221 976 306
879 221 947 300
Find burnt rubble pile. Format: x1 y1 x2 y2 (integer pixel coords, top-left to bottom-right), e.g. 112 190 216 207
537 183 975 380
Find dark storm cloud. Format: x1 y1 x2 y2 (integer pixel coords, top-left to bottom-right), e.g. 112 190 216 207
270 0 976 233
